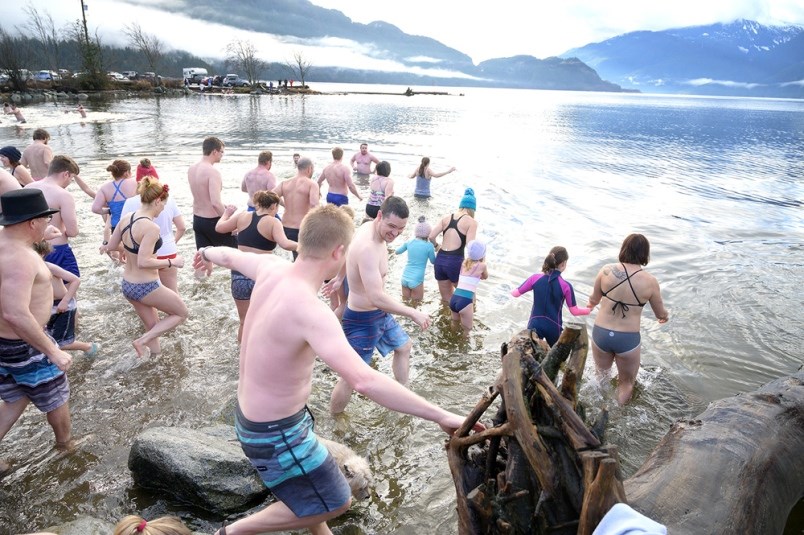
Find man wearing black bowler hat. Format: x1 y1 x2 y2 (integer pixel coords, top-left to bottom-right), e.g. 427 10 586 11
0 188 74 478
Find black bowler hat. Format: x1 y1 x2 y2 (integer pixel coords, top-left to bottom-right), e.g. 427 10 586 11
0 189 59 226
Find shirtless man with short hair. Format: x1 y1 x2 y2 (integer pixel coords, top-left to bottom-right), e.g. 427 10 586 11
241 151 276 211
317 147 362 207
20 129 53 180
329 196 431 414
24 156 82 277
187 136 237 249
0 189 74 477
350 143 379 177
273 157 319 260
193 205 480 535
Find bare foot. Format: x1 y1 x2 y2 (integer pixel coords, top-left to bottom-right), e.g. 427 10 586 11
55 438 76 452
147 339 161 355
133 339 151 358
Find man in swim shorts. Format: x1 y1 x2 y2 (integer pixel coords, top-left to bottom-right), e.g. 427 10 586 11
24 156 82 276
327 196 431 414
317 147 362 207
0 189 74 476
193 205 480 534
241 151 277 211
187 136 237 249
273 157 319 260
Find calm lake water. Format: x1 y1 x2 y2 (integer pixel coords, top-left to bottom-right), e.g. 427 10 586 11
0 83 802 534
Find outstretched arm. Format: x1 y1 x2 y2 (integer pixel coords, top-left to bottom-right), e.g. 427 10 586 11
193 245 281 281
430 166 456 178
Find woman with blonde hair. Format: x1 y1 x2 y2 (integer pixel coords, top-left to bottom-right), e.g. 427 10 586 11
215 190 297 342
101 177 188 357
112 514 191 535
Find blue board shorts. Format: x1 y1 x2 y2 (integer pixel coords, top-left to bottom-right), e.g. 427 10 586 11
235 404 350 518
326 192 349 206
342 307 410 364
0 334 70 413
45 243 80 277
592 325 641 354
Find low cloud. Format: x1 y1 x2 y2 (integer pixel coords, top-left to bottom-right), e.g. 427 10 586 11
684 78 763 89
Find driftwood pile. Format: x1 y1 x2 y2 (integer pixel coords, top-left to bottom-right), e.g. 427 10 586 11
447 326 804 535
447 325 619 534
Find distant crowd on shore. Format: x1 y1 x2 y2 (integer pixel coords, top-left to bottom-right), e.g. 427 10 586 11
0 128 668 534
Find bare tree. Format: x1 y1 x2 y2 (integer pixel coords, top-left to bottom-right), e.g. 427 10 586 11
124 22 164 80
224 39 267 86
0 25 32 92
24 3 61 75
285 50 313 88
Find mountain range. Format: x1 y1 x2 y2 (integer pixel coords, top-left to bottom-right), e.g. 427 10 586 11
121 0 803 97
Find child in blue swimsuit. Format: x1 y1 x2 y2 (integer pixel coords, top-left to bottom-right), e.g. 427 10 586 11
395 216 436 301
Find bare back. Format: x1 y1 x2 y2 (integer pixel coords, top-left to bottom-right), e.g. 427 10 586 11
0 237 54 338
21 142 53 180
0 168 21 197
320 161 352 195
187 159 223 217
274 175 319 229
437 210 477 252
590 263 666 332
25 181 76 246
238 259 320 421
242 167 276 206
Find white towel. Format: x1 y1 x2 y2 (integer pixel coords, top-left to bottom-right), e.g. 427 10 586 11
592 503 667 535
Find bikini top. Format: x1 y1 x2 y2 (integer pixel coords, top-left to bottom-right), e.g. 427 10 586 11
237 213 277 251
122 213 163 255
367 176 387 206
440 214 467 256
601 264 645 318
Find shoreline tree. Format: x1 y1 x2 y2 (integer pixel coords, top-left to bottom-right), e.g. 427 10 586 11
124 22 165 84
224 39 267 87
67 19 106 90
24 4 61 77
0 25 32 92
285 50 312 88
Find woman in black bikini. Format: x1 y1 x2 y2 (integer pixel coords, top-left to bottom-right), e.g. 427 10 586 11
101 177 188 357
587 234 669 405
215 191 297 343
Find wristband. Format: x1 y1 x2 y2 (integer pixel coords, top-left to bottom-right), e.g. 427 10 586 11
201 247 211 261
102 240 109 245
167 258 172 268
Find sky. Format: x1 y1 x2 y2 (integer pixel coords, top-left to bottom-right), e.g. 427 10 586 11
4 0 804 75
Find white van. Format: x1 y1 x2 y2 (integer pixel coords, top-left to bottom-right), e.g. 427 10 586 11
182 67 208 83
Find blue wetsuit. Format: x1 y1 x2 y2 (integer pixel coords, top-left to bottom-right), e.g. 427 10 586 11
512 270 590 346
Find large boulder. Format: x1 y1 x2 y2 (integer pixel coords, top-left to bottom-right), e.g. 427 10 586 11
128 425 269 514
44 515 115 534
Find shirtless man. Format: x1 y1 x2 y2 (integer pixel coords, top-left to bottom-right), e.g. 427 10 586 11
24 156 82 277
21 129 53 180
329 196 430 414
0 189 74 477
350 143 379 177
187 136 237 249
193 205 480 535
241 151 276 211
3 103 26 123
0 168 21 200
273 157 319 260
317 147 362 207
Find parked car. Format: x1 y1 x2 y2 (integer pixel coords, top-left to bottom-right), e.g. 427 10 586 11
223 74 250 87
122 71 138 79
35 70 59 81
107 71 127 81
